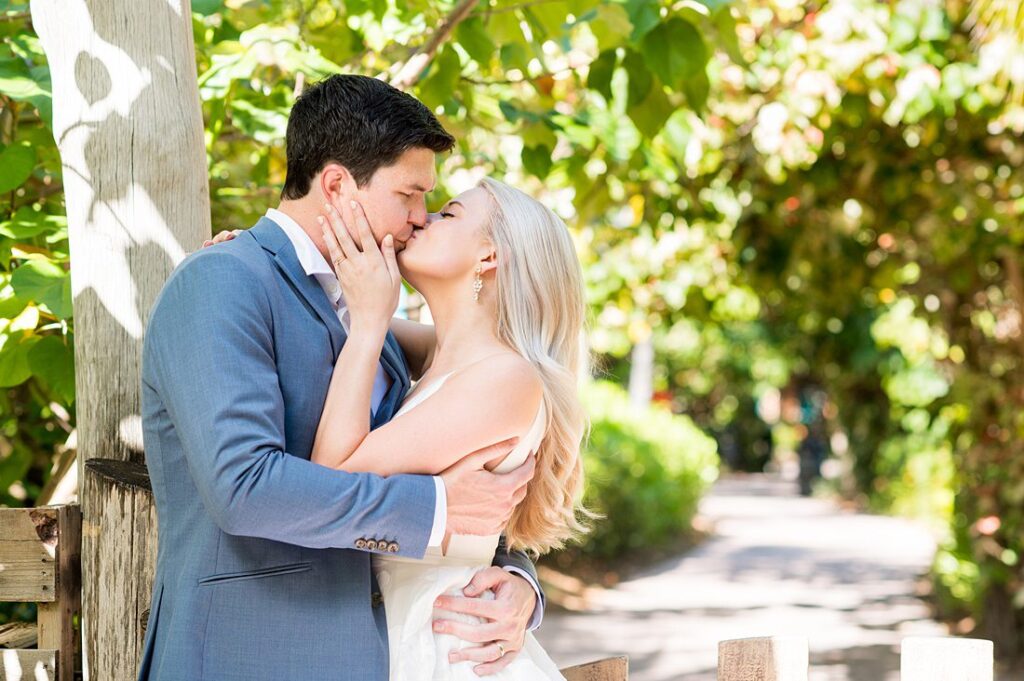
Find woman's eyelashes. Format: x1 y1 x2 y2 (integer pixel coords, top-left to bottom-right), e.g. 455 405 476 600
439 211 455 219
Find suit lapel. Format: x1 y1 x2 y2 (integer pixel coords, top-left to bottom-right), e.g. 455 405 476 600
372 332 411 428
248 218 346 357
249 216 411 426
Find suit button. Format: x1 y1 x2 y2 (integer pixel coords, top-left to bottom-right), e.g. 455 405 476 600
366 539 378 551
371 591 383 608
387 542 399 553
355 538 367 549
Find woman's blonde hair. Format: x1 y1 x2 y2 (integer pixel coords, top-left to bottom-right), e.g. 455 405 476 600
478 177 591 556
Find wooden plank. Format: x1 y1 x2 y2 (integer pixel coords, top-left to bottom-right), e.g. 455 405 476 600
561 656 628 680
901 637 993 681
36 504 82 681
0 648 57 681
718 636 808 681
81 465 158 681
0 507 59 602
0 622 37 649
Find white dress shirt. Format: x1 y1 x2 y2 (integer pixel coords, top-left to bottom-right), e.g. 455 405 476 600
266 209 541 628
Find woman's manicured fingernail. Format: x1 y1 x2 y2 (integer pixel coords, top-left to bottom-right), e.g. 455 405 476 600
350 200 357 209
317 216 324 224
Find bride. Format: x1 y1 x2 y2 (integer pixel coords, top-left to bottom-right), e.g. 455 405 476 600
208 177 588 679
317 177 586 680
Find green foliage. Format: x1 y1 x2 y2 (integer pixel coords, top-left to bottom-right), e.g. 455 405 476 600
0 4 73 509
576 380 719 559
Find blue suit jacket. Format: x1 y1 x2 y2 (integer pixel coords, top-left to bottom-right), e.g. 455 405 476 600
136 218 541 681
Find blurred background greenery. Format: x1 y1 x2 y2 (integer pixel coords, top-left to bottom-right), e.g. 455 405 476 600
2 0 1024 663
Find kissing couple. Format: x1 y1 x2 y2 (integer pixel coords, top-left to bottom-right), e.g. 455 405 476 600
138 74 589 681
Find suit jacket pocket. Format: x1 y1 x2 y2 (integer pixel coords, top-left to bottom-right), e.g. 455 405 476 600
197 561 313 586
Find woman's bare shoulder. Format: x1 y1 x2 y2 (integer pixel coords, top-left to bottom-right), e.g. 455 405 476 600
445 352 543 416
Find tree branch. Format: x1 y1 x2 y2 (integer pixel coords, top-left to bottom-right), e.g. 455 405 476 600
389 0 479 91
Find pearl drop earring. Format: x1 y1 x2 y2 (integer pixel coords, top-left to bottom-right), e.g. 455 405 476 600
472 266 483 302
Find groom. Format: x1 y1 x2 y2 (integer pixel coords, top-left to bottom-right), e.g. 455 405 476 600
138 75 545 680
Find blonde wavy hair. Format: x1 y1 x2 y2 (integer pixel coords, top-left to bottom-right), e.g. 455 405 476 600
478 177 591 556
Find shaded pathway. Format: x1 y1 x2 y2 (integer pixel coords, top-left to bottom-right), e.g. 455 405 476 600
536 474 960 680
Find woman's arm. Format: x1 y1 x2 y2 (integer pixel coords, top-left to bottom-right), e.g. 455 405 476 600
310 198 402 469
389 316 436 380
322 356 543 477
310 324 387 467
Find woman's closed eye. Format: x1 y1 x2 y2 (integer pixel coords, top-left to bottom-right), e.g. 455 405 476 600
439 211 456 219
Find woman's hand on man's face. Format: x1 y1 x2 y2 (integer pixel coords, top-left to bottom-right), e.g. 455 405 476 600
319 197 402 336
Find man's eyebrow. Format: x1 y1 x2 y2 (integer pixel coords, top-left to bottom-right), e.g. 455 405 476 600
408 183 436 192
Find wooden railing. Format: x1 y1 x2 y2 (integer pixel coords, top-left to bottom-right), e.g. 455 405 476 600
718 635 994 680
0 504 81 681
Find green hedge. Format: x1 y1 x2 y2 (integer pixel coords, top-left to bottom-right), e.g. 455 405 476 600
574 380 719 560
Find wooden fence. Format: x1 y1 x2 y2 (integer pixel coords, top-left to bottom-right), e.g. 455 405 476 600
0 503 1000 681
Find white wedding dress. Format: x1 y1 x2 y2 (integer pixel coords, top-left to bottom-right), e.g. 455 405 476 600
373 371 566 681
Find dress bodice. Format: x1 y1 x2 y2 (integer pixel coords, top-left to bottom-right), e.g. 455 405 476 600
383 369 546 564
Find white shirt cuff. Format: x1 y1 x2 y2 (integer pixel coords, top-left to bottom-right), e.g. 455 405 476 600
427 476 447 547
502 566 544 631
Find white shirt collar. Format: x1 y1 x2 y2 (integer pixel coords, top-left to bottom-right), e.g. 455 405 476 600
264 208 345 310
265 208 335 278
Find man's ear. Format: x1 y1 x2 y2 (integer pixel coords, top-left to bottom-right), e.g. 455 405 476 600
318 163 356 205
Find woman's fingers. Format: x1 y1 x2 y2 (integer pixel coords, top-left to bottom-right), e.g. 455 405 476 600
351 200 380 259
381 234 400 283
332 195 363 252
323 202 358 259
318 217 346 274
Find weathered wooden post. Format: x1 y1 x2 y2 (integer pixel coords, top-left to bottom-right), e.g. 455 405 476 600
901 637 994 681
718 636 809 681
28 0 211 677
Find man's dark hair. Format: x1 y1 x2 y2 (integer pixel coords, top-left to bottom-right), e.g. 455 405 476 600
281 74 456 200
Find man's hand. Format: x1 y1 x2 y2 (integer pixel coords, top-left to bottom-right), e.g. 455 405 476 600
441 446 535 537
433 567 538 676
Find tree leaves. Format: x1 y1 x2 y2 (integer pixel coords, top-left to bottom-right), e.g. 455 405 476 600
640 18 708 91
417 46 461 110
456 17 497 65
10 259 72 320
0 143 35 194
588 49 618 100
0 332 37 388
28 335 75 404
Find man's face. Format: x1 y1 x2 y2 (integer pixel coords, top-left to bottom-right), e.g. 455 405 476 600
353 147 436 252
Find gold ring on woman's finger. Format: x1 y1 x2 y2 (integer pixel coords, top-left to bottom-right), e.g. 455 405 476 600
496 642 506 659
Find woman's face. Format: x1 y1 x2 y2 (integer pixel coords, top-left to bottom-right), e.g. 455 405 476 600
397 186 493 290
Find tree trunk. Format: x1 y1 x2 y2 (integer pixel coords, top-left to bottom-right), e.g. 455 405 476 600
628 338 654 409
29 0 210 677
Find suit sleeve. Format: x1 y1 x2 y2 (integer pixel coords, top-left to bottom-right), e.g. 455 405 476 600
144 250 436 557
492 535 547 629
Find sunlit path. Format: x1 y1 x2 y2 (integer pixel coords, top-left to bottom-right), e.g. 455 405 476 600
534 474 1007 680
